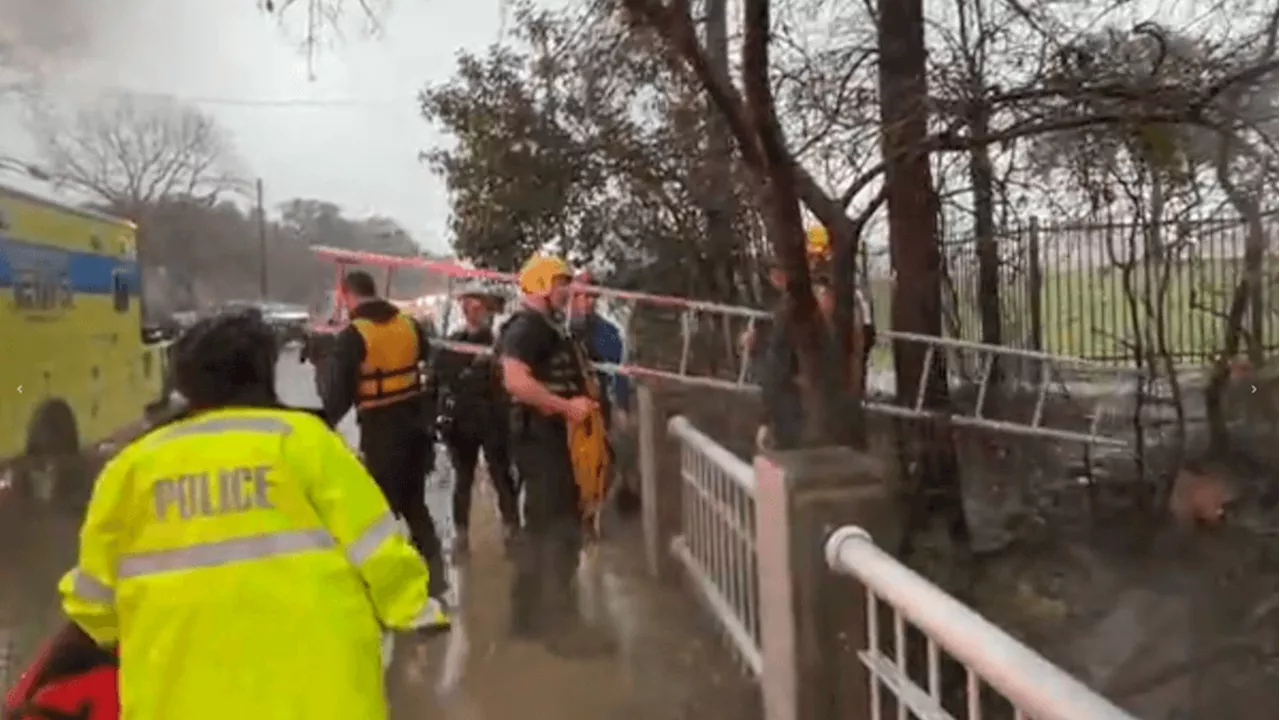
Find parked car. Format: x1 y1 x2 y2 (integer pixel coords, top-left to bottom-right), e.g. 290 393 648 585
216 300 311 346
172 310 200 330
261 302 311 345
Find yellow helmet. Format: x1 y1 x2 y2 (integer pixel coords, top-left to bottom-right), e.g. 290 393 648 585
518 254 572 296
805 225 831 262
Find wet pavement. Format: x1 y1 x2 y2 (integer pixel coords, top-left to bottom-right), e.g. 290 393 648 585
0 350 760 720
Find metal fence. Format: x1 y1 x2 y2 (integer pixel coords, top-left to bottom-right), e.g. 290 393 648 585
665 412 1137 720
825 527 1136 720
667 416 762 677
862 209 1279 366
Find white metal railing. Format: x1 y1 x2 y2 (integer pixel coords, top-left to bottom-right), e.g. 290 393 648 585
824 526 1138 720
657 411 1132 719
667 415 762 676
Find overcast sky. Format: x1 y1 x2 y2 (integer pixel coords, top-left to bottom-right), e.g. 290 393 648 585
1 0 547 254
2 0 1268 257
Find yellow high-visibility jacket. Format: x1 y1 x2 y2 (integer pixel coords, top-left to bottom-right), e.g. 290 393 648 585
59 407 431 720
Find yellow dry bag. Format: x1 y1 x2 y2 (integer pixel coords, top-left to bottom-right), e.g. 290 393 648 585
566 341 611 529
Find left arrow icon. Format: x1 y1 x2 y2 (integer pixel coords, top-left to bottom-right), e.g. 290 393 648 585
16 385 22 393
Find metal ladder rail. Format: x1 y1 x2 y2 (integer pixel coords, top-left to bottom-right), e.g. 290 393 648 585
315 245 1129 449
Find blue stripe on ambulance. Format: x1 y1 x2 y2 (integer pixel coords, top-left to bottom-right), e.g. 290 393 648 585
0 235 140 295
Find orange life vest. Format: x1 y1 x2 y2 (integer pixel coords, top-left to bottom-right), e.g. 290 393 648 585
350 314 423 410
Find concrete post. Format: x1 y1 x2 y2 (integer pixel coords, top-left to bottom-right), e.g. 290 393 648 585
754 447 895 720
636 382 683 581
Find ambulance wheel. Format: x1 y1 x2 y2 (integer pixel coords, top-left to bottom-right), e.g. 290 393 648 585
17 400 91 513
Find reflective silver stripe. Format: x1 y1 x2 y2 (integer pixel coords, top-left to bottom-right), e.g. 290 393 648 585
70 569 114 604
161 415 294 441
345 512 402 566
117 529 334 579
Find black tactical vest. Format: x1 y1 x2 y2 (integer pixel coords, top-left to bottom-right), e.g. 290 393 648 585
503 309 586 433
436 327 504 436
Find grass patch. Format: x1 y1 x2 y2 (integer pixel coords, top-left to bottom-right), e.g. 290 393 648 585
863 256 1278 365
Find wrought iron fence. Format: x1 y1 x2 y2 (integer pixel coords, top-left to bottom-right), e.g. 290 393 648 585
862 209 1279 366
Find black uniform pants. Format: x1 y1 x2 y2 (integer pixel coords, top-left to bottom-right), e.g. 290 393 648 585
360 425 447 599
446 424 520 530
509 424 582 636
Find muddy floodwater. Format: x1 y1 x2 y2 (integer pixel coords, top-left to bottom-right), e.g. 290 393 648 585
895 376 1279 720
1 350 760 720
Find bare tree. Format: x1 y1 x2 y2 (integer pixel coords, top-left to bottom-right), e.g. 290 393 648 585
258 0 388 78
29 92 244 218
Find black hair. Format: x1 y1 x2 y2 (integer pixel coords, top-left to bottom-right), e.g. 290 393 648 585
171 309 279 409
342 270 378 298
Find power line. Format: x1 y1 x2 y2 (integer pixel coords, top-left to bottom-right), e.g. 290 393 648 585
46 81 416 109
128 92 414 109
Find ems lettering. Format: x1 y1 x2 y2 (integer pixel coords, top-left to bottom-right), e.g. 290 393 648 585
151 465 276 521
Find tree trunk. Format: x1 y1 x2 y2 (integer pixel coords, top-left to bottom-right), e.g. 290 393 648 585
702 0 741 304
968 101 1003 390
622 0 866 446
876 0 971 553
952 0 1001 389
1206 135 1274 454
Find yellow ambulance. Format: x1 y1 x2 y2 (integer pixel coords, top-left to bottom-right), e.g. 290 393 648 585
0 183 172 508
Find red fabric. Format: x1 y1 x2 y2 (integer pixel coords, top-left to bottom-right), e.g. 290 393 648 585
4 634 119 720
19 666 120 719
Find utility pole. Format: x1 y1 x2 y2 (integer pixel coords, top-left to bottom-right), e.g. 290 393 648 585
256 178 269 299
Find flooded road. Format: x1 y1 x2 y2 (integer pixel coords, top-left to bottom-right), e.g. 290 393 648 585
1 350 760 720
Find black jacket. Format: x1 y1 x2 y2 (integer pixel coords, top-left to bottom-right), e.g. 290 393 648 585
321 299 433 436
759 308 805 451
432 325 506 435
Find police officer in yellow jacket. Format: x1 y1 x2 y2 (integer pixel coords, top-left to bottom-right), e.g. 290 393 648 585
321 270 449 611
58 308 446 720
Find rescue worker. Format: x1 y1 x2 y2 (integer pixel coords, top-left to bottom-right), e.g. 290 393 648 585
745 226 874 451
432 284 520 555
55 308 444 720
567 271 630 427
497 254 615 658
567 272 639 514
805 225 876 387
322 270 450 613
